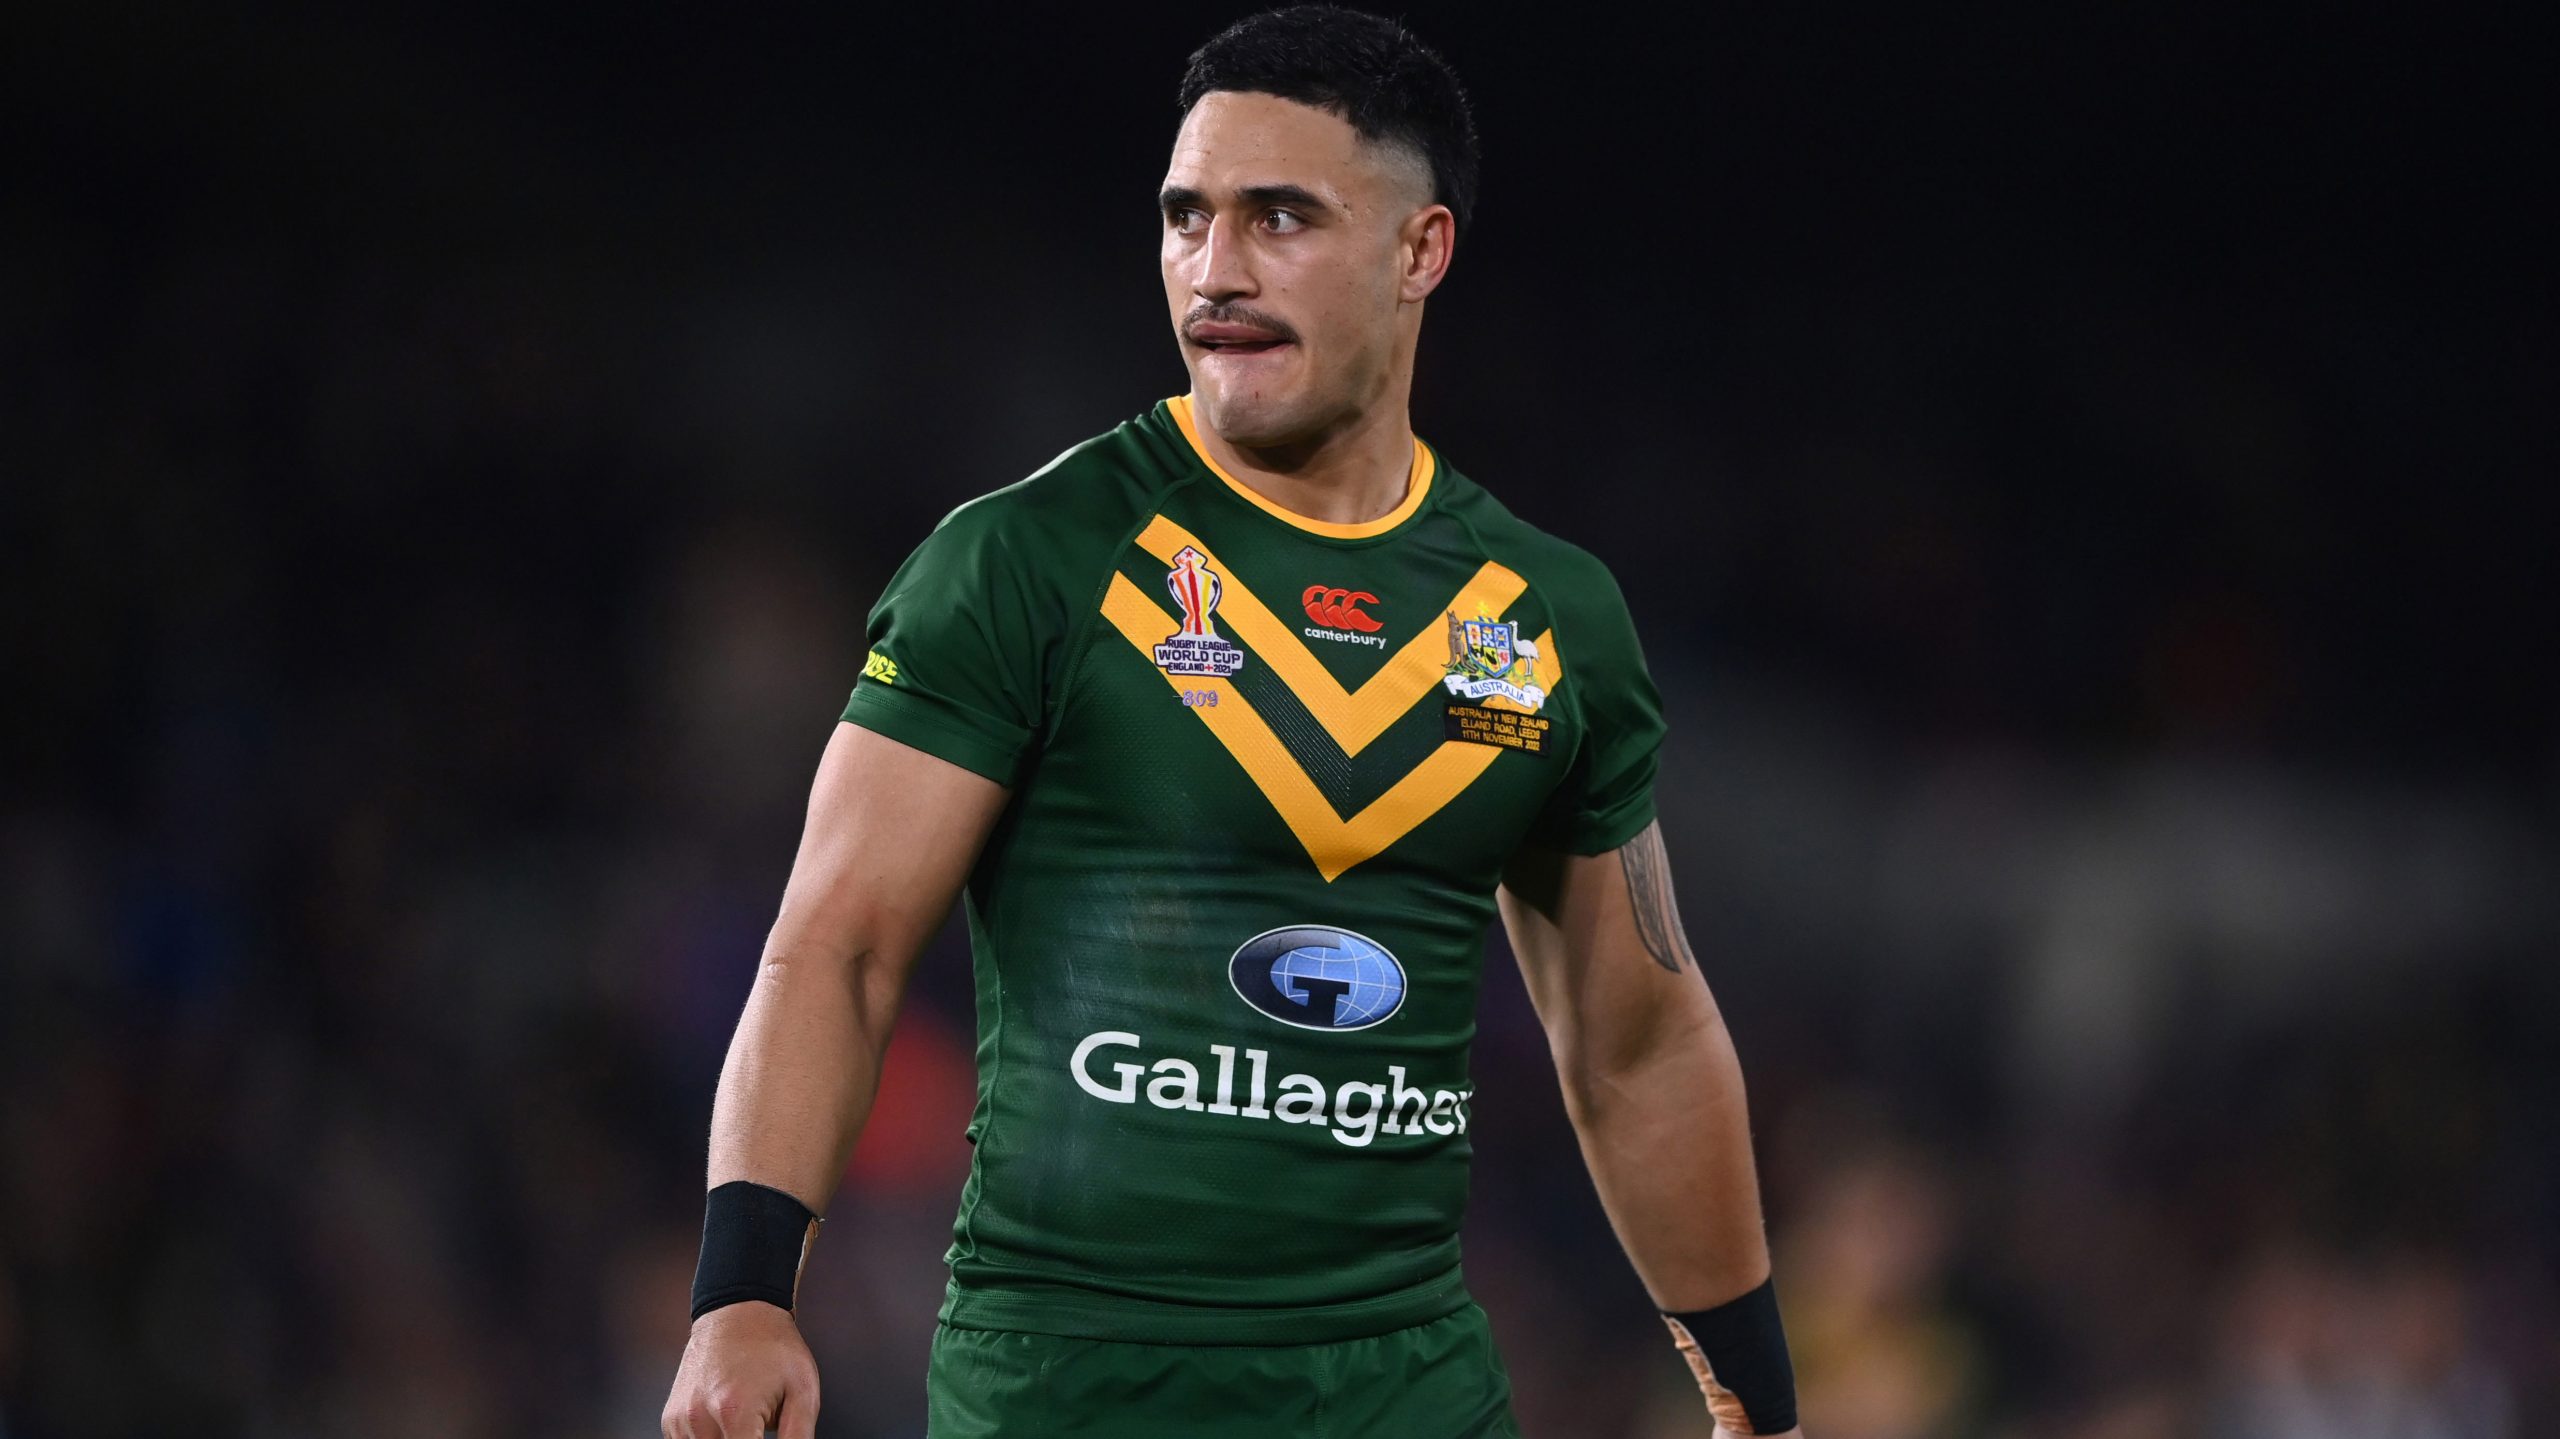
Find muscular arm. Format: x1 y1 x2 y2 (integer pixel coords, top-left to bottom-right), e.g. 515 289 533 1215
708 721 1010 1206
666 722 1008 1439
1499 820 1798 1437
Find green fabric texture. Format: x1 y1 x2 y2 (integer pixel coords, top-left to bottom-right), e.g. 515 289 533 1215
841 399 1666 1347
924 1306 1522 1438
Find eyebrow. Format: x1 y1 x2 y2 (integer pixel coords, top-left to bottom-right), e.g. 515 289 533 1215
1239 183 1328 213
1157 183 1334 216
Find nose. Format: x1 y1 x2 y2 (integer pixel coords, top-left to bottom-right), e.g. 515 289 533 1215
1193 213 1257 303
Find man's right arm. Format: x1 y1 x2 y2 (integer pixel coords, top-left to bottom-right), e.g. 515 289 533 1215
663 720 1010 1439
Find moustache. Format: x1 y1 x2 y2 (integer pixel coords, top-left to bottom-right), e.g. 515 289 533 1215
1183 303 1300 345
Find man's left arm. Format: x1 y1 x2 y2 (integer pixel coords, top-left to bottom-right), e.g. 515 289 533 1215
1498 819 1803 1439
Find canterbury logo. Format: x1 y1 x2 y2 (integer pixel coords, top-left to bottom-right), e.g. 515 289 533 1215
1102 516 1559 881
1302 586 1382 633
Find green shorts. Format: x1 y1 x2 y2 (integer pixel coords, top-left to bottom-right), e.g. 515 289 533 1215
924 1304 1522 1438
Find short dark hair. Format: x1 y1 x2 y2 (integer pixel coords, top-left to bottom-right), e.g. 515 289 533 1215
1177 6 1481 234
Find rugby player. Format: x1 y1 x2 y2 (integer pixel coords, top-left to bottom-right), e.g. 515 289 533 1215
663 8 1802 1436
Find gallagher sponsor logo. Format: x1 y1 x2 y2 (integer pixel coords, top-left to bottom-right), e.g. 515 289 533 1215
1068 1032 1472 1148
1301 585 1386 650
1063 929 1462 1147
1228 926 1407 1031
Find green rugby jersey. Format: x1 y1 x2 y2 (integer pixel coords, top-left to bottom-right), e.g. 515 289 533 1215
841 396 1664 1346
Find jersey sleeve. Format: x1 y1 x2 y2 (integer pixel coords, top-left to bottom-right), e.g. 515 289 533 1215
1529 562 1666 855
838 498 1054 786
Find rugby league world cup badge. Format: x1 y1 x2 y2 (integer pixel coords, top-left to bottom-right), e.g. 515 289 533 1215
1155 546 1247 677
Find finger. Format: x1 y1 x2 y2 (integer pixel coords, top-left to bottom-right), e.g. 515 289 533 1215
776 1368 821 1439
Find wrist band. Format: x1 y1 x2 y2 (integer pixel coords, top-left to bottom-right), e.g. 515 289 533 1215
1662 1276 1798 1434
689 1180 821 1321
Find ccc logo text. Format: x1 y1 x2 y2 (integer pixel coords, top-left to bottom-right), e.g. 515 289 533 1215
1301 586 1382 633
1229 926 1407 1032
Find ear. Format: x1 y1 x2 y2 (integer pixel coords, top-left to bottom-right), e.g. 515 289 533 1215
1398 204 1456 304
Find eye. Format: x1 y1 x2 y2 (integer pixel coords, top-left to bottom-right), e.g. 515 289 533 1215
1167 207 1207 235
1262 209 1306 234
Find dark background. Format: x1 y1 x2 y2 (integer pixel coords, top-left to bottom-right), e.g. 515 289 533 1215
4 4 2554 1436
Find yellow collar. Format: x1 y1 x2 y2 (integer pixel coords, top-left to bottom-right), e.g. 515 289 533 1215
1165 394 1435 540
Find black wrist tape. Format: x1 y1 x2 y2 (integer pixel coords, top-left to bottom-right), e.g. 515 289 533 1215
689 1180 821 1321
1662 1276 1798 1434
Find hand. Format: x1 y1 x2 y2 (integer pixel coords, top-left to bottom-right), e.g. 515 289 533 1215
662 1301 820 1439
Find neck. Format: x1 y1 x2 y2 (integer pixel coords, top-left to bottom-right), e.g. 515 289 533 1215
1191 383 1418 528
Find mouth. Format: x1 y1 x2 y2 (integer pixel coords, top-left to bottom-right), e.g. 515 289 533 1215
1187 321 1296 359
1198 339 1291 358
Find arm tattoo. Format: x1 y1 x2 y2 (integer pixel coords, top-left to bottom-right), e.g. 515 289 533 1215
1619 822 1696 974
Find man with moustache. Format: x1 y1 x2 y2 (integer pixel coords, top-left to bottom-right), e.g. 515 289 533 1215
664 9 1803 1436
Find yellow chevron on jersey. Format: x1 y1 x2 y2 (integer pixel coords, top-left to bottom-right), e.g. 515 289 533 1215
1099 569 1560 881
1131 515 1529 757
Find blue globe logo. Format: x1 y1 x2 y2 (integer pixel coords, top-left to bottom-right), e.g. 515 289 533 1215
1229 926 1407 1031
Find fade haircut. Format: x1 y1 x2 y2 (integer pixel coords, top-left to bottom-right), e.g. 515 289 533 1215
1177 5 1481 235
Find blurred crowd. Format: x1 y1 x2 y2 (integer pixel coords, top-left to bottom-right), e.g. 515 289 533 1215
4 4 2552 1437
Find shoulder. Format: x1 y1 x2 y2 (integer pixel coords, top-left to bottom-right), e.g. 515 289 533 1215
1434 455 1667 794
1432 456 1632 616
910 403 1192 577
